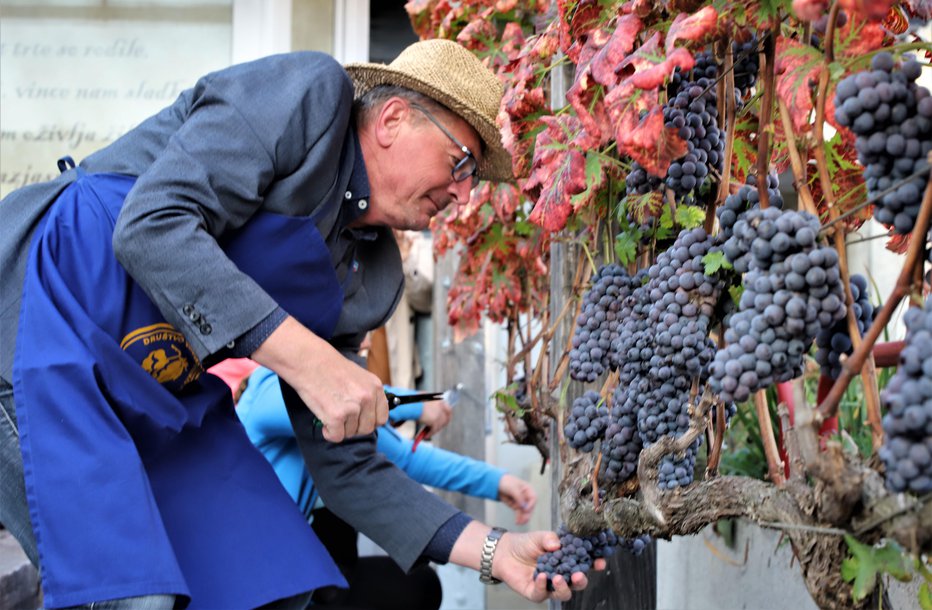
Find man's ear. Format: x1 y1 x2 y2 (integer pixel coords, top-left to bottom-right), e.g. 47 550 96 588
373 97 410 148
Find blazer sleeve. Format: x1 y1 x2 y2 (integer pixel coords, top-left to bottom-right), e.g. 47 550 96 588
281 379 461 571
112 52 354 360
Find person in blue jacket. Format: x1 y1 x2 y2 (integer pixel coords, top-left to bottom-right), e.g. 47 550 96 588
237 366 537 610
237 366 537 525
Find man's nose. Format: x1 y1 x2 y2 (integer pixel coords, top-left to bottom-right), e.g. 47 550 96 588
448 177 473 205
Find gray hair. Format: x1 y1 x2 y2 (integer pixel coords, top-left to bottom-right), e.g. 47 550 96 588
353 84 448 128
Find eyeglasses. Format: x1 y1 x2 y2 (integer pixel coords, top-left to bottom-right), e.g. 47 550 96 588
409 103 480 188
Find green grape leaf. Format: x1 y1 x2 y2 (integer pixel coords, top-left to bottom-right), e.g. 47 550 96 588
614 230 639 266
729 284 744 307
675 204 706 229
703 251 733 275
842 536 913 602
659 203 674 230
920 582 932 610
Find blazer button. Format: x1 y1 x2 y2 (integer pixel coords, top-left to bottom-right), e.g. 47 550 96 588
188 311 201 322
200 323 212 335
183 304 195 315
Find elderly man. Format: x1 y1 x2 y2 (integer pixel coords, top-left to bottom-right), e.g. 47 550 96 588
0 40 597 609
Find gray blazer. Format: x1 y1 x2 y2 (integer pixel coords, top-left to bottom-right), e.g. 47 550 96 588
0 51 461 570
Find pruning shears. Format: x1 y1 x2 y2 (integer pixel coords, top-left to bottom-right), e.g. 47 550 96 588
384 388 460 452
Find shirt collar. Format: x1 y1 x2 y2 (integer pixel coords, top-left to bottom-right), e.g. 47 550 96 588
341 129 372 225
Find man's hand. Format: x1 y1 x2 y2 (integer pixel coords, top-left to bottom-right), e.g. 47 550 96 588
417 399 452 437
448 522 603 604
494 530 605 602
497 474 536 525
252 316 388 441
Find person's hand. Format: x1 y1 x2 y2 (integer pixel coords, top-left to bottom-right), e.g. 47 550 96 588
417 399 452 437
497 474 536 525
252 316 389 442
493 530 605 603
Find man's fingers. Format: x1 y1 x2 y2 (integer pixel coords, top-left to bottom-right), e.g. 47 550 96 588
375 390 389 427
569 571 589 591
322 422 345 443
356 390 377 436
343 410 360 439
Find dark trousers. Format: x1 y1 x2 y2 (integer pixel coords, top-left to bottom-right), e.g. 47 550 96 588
311 508 442 610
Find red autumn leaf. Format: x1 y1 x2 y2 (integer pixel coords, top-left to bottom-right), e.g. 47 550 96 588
567 72 612 146
438 2 472 39
525 20 562 61
499 57 549 178
499 22 527 64
605 80 658 153
589 14 643 87
456 16 498 52
621 0 656 18
524 116 592 232
575 27 614 70
665 6 719 54
775 37 821 133
886 232 911 254
405 0 439 39
618 34 696 90
494 0 519 12
835 14 888 57
557 0 605 63
792 0 829 21
839 0 896 20
619 107 689 177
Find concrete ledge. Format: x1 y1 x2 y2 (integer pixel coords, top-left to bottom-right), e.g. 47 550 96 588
0 530 40 610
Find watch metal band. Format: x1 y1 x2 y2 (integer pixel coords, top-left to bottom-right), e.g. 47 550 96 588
479 526 506 584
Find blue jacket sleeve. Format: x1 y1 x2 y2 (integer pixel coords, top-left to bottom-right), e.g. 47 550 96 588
235 367 294 441
376 426 504 500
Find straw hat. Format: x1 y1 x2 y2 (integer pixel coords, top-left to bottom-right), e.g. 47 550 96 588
345 39 512 183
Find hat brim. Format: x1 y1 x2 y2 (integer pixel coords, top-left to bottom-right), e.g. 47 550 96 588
346 63 514 183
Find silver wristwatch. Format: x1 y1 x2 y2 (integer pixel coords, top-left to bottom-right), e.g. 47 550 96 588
479 526 506 584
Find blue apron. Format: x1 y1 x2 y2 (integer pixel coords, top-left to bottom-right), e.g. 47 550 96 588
13 172 348 609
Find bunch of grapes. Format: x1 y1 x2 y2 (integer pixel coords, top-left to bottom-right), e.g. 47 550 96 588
717 173 783 242
617 533 652 556
663 54 724 200
708 208 848 403
625 162 663 197
568 264 637 382
641 228 725 489
625 51 725 204
534 525 619 586
598 383 643 484
563 391 610 453
732 35 759 99
833 52 932 234
814 274 874 379
878 299 932 494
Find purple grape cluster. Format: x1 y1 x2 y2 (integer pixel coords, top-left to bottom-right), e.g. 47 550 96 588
709 208 848 403
717 173 783 242
534 525 618 586
663 53 724 200
563 391 610 453
617 533 652 556
814 274 874 379
568 264 637 382
879 299 932 494
598 383 642 484
625 50 725 204
834 52 932 234
732 35 759 101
